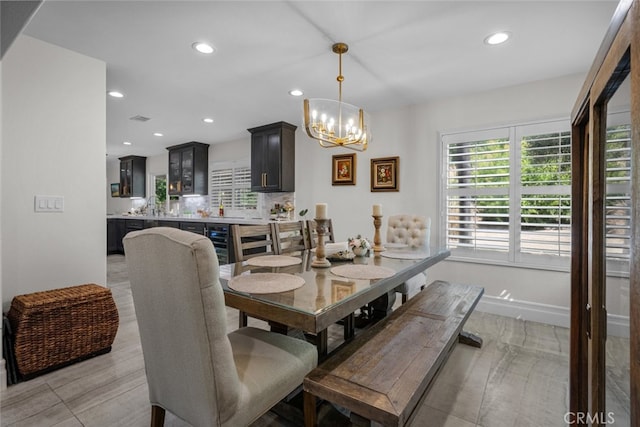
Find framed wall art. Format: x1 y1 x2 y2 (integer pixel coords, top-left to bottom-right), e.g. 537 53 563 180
332 153 356 185
371 156 399 192
110 183 120 197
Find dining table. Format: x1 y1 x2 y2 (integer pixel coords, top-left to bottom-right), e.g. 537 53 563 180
219 245 450 357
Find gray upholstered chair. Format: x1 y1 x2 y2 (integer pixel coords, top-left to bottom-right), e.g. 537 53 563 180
387 214 432 303
123 227 317 427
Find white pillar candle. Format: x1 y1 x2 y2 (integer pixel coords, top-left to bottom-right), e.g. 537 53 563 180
373 204 382 216
316 203 327 219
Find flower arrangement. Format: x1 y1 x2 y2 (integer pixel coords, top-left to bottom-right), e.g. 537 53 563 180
348 235 372 256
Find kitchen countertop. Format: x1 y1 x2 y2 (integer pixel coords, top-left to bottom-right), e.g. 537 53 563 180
106 214 297 225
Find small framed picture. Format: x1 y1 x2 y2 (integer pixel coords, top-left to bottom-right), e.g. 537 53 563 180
371 156 399 192
110 183 120 197
332 153 356 185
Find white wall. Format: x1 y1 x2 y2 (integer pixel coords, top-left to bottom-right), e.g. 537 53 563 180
1 35 106 311
294 73 626 326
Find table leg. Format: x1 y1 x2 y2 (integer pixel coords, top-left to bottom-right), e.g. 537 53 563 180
343 313 355 340
369 290 396 321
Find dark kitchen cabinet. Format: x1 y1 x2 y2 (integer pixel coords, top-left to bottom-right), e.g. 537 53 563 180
180 221 206 235
248 121 296 192
119 156 146 198
166 142 209 196
107 218 125 254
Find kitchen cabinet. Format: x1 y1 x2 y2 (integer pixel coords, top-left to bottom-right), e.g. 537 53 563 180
248 121 296 192
166 142 209 196
180 222 205 235
107 219 125 254
119 156 146 198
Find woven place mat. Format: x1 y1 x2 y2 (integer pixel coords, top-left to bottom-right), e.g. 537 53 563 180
246 255 302 267
228 273 305 294
381 250 430 260
330 264 396 280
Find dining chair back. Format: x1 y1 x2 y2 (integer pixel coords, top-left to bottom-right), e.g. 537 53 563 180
387 214 432 303
305 219 335 249
274 220 309 254
123 227 317 427
231 223 277 261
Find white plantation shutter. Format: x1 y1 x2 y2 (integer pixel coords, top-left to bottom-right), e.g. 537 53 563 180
441 115 632 272
517 123 572 262
210 162 257 212
444 129 511 261
605 114 632 272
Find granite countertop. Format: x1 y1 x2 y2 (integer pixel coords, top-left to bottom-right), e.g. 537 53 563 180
106 214 296 225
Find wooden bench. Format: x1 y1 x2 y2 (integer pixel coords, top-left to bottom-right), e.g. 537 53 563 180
303 280 483 427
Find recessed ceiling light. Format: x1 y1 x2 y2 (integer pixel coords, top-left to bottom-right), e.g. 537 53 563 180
153 132 164 137
203 117 214 123
108 91 124 98
289 89 303 97
123 141 132 145
485 32 510 45
192 42 215 54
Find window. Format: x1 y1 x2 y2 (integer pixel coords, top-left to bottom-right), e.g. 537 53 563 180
210 161 257 213
442 114 630 273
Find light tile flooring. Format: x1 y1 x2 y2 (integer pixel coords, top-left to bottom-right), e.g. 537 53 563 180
1 255 630 426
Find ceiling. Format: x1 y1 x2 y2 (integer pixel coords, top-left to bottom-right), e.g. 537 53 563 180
22 1 619 158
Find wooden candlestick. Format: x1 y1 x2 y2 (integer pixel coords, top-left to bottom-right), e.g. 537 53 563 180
312 218 332 267
372 215 386 253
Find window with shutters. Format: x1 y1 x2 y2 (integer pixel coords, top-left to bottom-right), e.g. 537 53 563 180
441 113 630 274
210 160 257 213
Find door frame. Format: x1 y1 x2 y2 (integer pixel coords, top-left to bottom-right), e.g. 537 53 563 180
570 0 638 424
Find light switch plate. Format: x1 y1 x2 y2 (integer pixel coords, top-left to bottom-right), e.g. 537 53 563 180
35 195 64 212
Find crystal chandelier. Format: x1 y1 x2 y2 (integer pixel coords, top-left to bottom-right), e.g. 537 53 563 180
303 43 370 151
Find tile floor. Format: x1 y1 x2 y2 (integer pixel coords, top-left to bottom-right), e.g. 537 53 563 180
0 255 630 426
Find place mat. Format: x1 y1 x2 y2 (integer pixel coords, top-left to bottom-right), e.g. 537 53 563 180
330 264 396 280
228 273 305 294
381 250 430 260
246 255 302 267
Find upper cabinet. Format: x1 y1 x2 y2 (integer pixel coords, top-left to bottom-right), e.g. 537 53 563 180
248 121 296 192
166 142 209 196
119 155 146 198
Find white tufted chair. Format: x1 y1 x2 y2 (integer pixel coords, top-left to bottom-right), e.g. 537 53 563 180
123 227 317 427
386 214 432 303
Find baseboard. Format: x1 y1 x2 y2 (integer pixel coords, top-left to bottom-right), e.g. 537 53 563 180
0 359 6 390
476 295 629 338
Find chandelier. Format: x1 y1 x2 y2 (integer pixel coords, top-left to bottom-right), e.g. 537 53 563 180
303 42 370 151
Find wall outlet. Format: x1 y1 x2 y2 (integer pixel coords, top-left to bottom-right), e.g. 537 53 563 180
34 195 64 212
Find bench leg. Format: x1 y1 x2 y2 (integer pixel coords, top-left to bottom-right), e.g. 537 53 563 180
303 391 317 427
151 405 165 427
459 330 483 348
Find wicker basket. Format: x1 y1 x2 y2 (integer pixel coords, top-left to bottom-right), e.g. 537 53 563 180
7 284 119 378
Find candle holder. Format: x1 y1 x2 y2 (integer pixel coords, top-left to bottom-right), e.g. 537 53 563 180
312 218 332 268
372 215 386 253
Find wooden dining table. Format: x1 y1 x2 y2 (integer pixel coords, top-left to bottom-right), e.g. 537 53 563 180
219 246 450 357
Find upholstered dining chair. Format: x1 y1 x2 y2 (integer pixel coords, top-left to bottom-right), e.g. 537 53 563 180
123 227 317 427
387 214 432 303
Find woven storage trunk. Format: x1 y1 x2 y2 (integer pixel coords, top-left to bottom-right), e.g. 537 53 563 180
7 284 119 378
